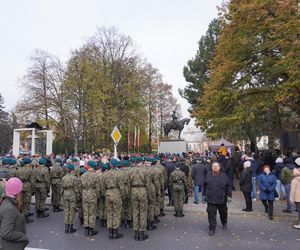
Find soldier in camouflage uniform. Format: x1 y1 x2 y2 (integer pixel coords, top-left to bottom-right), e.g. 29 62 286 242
77 166 85 225
155 156 167 216
50 158 64 212
119 159 132 228
61 164 79 234
15 157 34 223
152 158 164 223
97 163 108 228
31 157 50 218
169 163 187 217
101 158 125 239
129 156 149 241
81 160 99 236
144 157 160 230
72 157 81 178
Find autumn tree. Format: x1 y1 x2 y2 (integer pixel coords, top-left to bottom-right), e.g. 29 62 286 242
193 0 300 150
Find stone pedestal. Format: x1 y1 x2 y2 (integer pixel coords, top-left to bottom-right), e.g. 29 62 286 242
158 140 187 154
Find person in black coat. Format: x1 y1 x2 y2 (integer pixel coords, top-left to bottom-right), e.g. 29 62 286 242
165 158 176 206
239 161 253 212
192 158 208 204
204 162 232 236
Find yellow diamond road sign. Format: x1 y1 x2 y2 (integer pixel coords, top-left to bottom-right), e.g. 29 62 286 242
111 126 122 145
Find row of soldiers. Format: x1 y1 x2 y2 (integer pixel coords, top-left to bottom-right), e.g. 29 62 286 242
1 156 64 223
0 154 189 241
64 155 170 241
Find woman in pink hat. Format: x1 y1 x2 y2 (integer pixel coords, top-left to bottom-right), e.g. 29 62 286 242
0 177 29 250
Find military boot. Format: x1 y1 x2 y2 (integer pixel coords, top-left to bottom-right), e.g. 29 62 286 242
103 219 107 227
54 206 63 212
147 221 157 230
134 230 139 241
174 211 178 217
121 220 126 228
127 220 133 228
85 227 90 236
36 210 41 218
69 224 77 233
109 229 113 239
79 218 84 225
160 209 166 217
39 211 49 218
138 231 148 241
112 229 123 239
178 211 185 217
28 212 34 217
154 216 160 224
89 228 98 236
65 224 70 234
25 215 34 223
99 219 105 228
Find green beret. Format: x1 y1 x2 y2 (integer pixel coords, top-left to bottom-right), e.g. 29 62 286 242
130 157 136 162
9 159 17 165
121 160 130 167
80 167 86 174
135 156 144 162
144 157 153 163
22 157 32 165
87 160 97 169
38 158 47 165
68 164 75 171
110 158 120 167
154 156 160 161
2 158 11 165
101 163 109 171
72 157 79 162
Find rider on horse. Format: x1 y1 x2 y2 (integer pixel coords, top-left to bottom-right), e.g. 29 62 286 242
172 111 179 127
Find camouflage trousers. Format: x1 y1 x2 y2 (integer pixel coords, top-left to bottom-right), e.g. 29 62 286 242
172 188 184 213
147 193 155 221
82 197 97 228
22 190 32 215
51 184 61 207
98 196 106 220
160 189 165 209
64 198 76 224
131 187 148 232
35 186 47 210
155 193 160 217
77 198 83 221
105 190 122 229
122 197 132 220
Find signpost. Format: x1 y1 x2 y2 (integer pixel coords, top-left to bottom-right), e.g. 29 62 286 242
110 126 122 158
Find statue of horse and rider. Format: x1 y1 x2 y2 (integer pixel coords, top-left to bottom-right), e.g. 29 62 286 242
163 111 190 140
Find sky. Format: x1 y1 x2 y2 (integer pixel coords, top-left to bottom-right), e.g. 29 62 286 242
0 0 222 119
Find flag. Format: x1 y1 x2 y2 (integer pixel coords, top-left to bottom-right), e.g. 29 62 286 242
137 126 140 148
128 130 131 151
134 125 137 151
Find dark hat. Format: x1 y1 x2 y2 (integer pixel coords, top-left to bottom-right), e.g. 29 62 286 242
22 157 32 165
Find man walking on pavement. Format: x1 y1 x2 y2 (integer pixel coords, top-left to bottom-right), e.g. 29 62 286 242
204 162 232 236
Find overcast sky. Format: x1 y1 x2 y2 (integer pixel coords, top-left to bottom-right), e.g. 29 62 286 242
0 0 222 118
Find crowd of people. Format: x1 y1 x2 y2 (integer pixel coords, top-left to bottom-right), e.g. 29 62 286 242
0 146 300 249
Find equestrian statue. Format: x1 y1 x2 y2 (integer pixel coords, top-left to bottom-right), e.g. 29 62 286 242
163 111 190 140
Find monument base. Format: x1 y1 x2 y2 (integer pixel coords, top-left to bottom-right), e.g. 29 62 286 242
158 140 187 154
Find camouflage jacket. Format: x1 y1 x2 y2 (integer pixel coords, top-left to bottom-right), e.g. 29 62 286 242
31 165 50 190
169 168 187 190
15 164 33 192
50 163 64 185
101 169 125 200
61 173 80 200
81 170 99 201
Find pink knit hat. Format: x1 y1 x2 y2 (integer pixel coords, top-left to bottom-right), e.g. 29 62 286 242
5 177 23 196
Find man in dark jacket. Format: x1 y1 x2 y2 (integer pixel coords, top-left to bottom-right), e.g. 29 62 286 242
165 157 176 206
192 158 207 204
204 162 232 236
281 157 295 213
239 161 253 212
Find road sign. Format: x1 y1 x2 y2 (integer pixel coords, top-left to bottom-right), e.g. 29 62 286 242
111 126 122 145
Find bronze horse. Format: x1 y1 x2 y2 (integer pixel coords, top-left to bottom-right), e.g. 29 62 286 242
164 118 190 140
